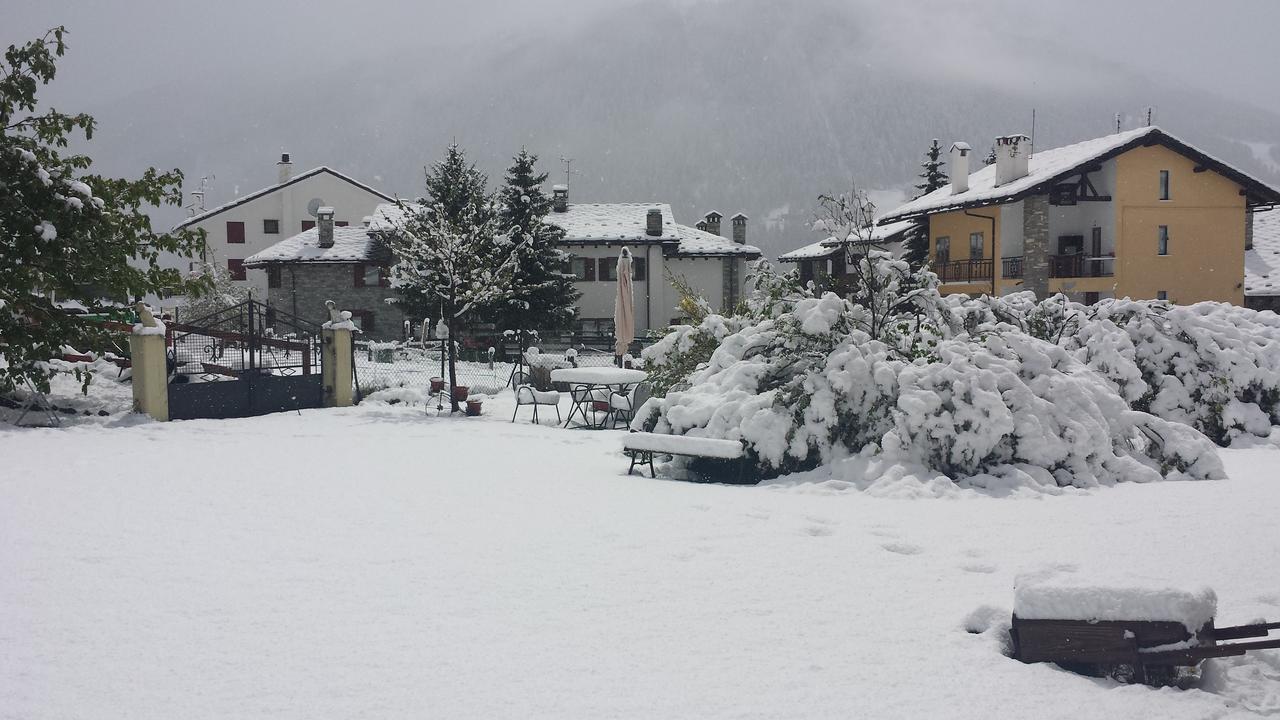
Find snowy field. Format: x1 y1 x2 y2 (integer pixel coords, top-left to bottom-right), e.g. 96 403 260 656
2 395 1279 719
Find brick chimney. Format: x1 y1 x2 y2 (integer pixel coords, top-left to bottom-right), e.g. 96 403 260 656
703 210 722 236
950 142 971 194
277 152 292 183
731 213 748 244
646 208 663 237
994 134 1031 186
552 184 568 213
317 206 335 248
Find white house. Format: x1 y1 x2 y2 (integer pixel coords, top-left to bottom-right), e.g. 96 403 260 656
166 154 392 307
1245 209 1280 312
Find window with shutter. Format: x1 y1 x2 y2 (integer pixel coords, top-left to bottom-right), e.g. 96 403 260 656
598 258 616 281
302 220 315 232
633 257 647 281
227 258 246 281
263 219 279 234
226 221 245 244
267 266 281 288
354 264 365 287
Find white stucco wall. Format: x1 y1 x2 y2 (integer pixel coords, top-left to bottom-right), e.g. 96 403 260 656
1045 158 1117 255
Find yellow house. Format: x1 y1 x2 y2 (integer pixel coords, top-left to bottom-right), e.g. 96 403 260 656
878 127 1280 304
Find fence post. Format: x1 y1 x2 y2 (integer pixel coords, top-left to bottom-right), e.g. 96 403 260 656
322 326 354 407
129 327 170 422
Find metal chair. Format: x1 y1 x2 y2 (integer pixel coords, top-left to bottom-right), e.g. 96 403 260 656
609 382 651 429
513 383 561 424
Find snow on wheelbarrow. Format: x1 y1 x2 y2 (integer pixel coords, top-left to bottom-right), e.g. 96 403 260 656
1009 569 1280 686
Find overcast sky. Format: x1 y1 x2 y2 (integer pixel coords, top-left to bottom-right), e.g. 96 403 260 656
4 0 1279 114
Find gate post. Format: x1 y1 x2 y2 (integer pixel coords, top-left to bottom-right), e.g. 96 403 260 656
322 327 355 407
129 323 170 421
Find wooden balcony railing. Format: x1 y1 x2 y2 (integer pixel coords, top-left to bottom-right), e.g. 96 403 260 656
934 258 993 284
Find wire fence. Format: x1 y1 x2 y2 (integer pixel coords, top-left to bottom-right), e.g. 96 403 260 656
353 334 644 400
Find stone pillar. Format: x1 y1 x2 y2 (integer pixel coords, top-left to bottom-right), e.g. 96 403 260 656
1246 209 1254 251
128 331 169 421
322 327 355 407
1022 194 1050 298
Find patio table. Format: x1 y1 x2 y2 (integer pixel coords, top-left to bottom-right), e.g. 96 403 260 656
550 367 648 429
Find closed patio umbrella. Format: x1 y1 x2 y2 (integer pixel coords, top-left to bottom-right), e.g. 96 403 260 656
614 247 635 361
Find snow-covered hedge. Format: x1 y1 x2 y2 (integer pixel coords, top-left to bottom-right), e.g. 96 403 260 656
635 255 1267 488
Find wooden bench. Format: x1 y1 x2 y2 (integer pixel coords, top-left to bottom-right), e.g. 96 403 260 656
622 431 749 482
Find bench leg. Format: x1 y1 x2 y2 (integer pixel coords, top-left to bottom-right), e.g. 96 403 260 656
647 451 655 478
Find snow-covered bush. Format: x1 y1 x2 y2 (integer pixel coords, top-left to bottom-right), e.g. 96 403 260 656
637 254 1253 487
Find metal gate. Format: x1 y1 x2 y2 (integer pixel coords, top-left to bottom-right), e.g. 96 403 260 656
167 300 324 420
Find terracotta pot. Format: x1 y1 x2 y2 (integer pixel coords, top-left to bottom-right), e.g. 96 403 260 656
466 399 483 417
592 400 610 413
429 377 445 393
453 386 470 401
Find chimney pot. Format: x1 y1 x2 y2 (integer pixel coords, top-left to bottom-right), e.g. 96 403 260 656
994 134 1031 186
731 213 748 244
278 152 293 183
704 210 722 236
552 184 568 212
645 208 663 237
950 142 971 194
317 206 335 248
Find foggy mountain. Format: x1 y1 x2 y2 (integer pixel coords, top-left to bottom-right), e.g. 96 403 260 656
66 0 1280 258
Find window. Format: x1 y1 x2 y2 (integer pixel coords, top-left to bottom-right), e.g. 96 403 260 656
349 310 373 331
571 257 595 281
267 266 281 289
598 258 617 282
1159 170 1170 200
1158 225 1169 255
226 221 245 244
633 257 647 281
227 258 245 281
1084 291 1099 305
969 232 984 260
263 219 280 234
1157 291 1168 301
353 264 383 288
302 220 315 232
935 236 950 264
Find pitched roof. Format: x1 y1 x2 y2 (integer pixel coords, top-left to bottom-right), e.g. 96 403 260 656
880 126 1280 223
778 239 839 262
1246 210 1280 297
544 203 681 243
818 218 916 247
173 167 393 230
243 226 376 265
671 224 762 258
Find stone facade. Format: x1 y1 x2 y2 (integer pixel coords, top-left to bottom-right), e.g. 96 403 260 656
1022 194 1050 298
265 263 407 340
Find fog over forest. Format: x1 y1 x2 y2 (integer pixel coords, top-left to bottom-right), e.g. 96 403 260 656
6 0 1280 257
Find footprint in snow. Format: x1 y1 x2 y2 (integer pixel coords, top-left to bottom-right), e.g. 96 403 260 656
690 503 711 512
961 563 998 574
881 541 924 555
867 528 898 538
804 525 835 537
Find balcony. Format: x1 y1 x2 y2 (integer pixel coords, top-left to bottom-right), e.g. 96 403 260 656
999 254 1115 280
934 258 993 284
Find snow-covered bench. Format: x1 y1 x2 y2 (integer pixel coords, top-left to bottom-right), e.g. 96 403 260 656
622 431 748 482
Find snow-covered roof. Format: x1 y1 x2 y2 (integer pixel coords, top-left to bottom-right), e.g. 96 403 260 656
818 218 916 247
243 226 377 265
880 126 1280 223
544 203 681 243
173 167 393 230
1246 210 1280 296
778 239 839 262
672 223 762 258
368 202 413 233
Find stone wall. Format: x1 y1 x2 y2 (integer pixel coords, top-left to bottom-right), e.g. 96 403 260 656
1022 194 1050 298
265 263 407 341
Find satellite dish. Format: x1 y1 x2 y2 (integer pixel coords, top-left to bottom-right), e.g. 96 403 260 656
307 198 326 217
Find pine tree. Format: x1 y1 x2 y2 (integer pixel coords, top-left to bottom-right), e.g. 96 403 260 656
386 145 525 412
903 139 949 270
0 27 206 394
492 149 580 339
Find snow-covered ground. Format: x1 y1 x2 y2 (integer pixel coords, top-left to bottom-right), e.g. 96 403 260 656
2 396 1278 719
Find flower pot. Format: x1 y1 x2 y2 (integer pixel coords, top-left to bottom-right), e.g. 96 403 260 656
592 400 610 413
466 399 483 417
430 377 445 393
453 386 470 402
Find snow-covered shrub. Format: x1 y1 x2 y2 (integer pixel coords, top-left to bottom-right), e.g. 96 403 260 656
963 293 1280 445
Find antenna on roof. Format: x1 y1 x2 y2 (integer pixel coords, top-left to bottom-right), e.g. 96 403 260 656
559 156 579 192
184 175 214 217
1146 106 1153 127
1115 112 1122 134
1030 108 1036 158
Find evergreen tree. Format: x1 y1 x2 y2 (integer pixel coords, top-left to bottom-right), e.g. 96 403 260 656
983 145 997 166
386 145 525 412
903 139 949 270
0 27 206 394
493 149 580 339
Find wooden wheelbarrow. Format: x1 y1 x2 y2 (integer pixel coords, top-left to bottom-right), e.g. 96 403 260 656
1010 615 1280 685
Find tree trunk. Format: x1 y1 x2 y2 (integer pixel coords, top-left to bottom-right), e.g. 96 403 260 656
447 314 459 413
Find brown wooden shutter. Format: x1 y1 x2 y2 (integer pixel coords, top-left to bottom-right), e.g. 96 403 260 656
584 258 596 281
226 221 245 244
354 264 365 287
227 258 245 280
633 257 647 281
267 266 281 288
302 220 316 232
378 267 391 287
